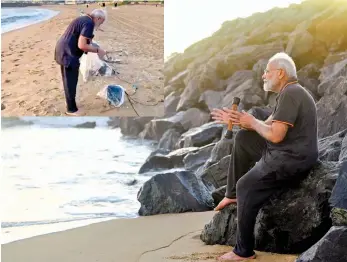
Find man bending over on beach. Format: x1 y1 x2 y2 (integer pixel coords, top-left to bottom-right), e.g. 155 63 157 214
55 9 107 116
211 52 318 261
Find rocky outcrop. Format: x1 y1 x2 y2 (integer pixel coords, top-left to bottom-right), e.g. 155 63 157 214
199 155 231 191
138 147 199 174
329 161 347 226
183 144 215 171
119 117 154 137
164 91 180 117
177 122 224 148
206 137 234 167
200 161 341 253
137 170 214 216
74 122 96 128
295 226 347 262
339 135 347 162
318 129 347 161
107 117 120 129
139 108 210 141
157 128 182 151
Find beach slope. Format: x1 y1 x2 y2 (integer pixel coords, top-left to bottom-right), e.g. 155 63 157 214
2 211 298 262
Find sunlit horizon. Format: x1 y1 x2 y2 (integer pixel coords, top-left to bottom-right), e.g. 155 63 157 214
164 0 303 60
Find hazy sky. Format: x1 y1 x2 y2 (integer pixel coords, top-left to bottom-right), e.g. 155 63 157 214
164 0 303 59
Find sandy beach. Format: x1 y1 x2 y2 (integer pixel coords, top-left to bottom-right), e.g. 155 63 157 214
2 211 298 262
1 3 164 117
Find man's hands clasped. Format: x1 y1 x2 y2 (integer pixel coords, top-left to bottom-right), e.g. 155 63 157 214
211 108 256 130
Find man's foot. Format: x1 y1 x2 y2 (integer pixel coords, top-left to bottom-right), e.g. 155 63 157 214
65 110 83 116
214 197 237 211
217 251 256 261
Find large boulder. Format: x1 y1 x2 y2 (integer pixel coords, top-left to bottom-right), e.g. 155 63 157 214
295 226 347 262
183 144 215 172
329 161 347 226
297 63 321 101
140 108 210 141
222 78 266 110
176 79 200 111
137 170 214 215
138 147 199 174
199 90 224 112
199 155 231 191
224 70 254 94
318 129 347 161
316 58 347 138
211 185 227 206
157 128 182 151
107 117 120 128
316 91 347 138
207 137 234 166
177 122 224 148
201 161 341 254
119 117 154 137
139 112 186 141
74 122 96 128
164 92 180 117
339 135 347 162
165 69 188 95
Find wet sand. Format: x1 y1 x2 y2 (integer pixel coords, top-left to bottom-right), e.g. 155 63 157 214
2 211 298 262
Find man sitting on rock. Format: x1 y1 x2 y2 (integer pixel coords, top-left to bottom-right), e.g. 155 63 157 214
211 52 318 261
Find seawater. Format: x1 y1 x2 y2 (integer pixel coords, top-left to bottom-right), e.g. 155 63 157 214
1 117 156 243
1 7 59 34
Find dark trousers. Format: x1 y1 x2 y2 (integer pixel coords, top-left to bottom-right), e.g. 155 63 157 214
225 128 309 257
60 65 79 113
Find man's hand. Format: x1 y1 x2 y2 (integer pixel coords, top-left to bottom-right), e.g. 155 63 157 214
211 108 230 125
224 109 255 130
97 48 107 59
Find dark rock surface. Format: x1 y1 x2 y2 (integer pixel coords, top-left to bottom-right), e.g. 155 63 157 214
137 170 214 216
138 147 199 174
295 226 347 262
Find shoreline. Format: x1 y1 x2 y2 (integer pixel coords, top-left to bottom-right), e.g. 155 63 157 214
1 217 115 244
1 7 60 35
1 4 164 117
2 211 299 262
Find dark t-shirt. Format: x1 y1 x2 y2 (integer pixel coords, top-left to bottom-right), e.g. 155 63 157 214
55 15 94 68
264 82 318 170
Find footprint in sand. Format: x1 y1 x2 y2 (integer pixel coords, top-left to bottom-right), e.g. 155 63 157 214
12 59 19 62
14 64 19 67
19 101 26 107
4 80 11 83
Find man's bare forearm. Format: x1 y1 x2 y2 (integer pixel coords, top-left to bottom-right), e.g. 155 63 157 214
250 119 274 141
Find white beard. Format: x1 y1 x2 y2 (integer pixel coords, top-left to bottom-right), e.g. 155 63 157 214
263 79 276 92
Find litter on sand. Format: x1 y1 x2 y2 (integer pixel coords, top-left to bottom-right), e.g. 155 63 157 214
79 42 116 82
97 85 125 107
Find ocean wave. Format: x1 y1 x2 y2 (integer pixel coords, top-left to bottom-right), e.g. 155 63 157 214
1 8 59 34
1 14 42 25
1 215 121 229
1 117 113 129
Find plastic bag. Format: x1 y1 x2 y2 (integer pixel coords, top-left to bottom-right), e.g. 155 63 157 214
97 85 125 107
79 42 115 82
79 52 105 82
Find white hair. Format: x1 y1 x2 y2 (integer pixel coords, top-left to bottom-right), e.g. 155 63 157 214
268 52 297 79
91 9 107 20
